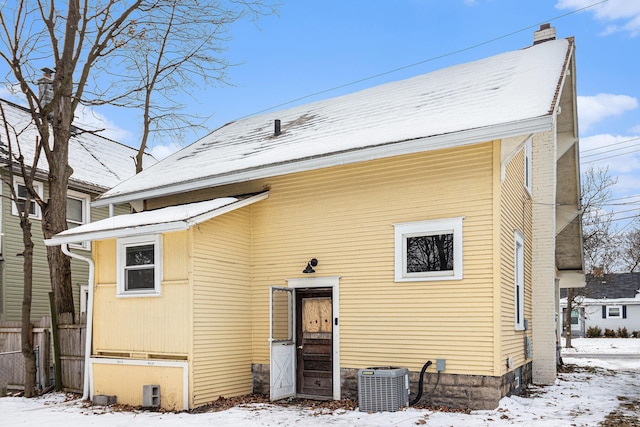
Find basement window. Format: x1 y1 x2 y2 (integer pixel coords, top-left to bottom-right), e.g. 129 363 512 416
117 235 162 297
394 217 463 282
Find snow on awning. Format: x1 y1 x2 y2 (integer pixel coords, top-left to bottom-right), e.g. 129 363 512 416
45 192 268 246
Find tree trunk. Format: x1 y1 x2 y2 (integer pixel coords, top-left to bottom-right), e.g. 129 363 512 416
42 150 75 322
20 217 37 397
41 9 80 321
565 288 573 348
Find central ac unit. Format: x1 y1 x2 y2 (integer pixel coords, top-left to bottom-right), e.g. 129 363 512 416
358 367 409 412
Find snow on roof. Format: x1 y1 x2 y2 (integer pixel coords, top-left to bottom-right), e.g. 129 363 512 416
0 99 156 191
98 38 571 204
45 192 268 245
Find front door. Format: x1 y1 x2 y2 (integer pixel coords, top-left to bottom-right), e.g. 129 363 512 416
296 288 333 398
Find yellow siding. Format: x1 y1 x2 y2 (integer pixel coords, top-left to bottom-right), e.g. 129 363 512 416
499 146 533 373
92 362 185 410
92 231 190 356
191 208 253 407
249 143 497 375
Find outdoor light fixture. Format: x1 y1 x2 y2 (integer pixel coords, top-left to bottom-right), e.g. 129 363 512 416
303 258 318 274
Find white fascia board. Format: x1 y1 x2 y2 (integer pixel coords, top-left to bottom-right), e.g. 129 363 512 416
46 192 268 246
92 116 553 207
186 191 268 226
45 221 188 246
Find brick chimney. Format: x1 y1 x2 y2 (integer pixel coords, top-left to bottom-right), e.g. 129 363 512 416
38 67 54 107
533 23 556 45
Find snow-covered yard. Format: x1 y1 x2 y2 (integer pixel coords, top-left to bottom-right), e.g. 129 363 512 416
2 338 639 426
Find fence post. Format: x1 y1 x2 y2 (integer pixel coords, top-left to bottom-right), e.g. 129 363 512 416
49 292 62 391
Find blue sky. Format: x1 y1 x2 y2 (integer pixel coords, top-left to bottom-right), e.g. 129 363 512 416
2 1 639 222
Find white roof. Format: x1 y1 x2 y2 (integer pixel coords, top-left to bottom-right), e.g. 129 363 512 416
96 38 571 206
0 100 156 191
45 192 268 245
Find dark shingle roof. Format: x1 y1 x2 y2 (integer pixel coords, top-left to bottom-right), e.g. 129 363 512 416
562 273 640 299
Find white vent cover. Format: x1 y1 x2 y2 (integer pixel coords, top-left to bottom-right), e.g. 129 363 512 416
358 367 409 412
142 384 160 408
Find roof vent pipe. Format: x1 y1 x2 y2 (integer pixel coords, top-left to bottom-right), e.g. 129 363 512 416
274 119 281 136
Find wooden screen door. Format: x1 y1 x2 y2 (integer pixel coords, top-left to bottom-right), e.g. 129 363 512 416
270 286 295 401
296 288 333 398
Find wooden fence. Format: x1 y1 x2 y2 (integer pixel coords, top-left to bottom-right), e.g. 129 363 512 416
57 322 86 392
0 316 85 393
0 317 51 392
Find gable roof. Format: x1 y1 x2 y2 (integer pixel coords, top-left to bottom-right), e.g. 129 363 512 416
0 99 156 192
94 37 573 206
582 273 640 300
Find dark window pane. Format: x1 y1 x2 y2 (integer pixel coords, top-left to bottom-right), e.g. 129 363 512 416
17 184 29 199
67 197 84 223
17 200 36 215
126 268 155 290
406 233 454 273
126 245 155 266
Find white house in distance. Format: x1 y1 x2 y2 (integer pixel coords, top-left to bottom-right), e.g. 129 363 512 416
561 273 640 336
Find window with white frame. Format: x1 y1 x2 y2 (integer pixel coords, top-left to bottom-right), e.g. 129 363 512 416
524 138 532 194
117 235 162 296
607 306 621 318
394 217 463 282
67 190 91 249
514 231 525 330
12 178 43 219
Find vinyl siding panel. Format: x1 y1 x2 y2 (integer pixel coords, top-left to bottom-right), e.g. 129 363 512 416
249 142 497 375
499 147 533 373
0 173 118 321
92 232 190 356
191 208 252 407
92 362 185 410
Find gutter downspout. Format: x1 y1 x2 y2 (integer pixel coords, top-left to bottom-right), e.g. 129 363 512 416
61 243 94 401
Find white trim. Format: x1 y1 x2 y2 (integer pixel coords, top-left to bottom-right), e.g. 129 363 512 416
116 235 163 297
393 217 464 282
89 357 189 410
46 192 268 246
92 117 553 207
79 283 89 314
61 244 94 401
514 230 525 331
524 138 533 196
286 276 341 400
11 177 43 220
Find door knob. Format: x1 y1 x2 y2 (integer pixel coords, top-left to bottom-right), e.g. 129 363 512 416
297 345 303 350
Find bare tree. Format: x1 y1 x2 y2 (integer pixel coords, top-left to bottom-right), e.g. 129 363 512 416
0 1 277 323
581 165 621 274
565 165 619 348
621 226 640 272
0 102 46 397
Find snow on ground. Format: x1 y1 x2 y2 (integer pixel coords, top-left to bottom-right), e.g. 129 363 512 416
2 338 639 426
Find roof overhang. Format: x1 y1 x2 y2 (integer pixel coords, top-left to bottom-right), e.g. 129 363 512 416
558 270 585 289
46 192 268 246
92 116 553 207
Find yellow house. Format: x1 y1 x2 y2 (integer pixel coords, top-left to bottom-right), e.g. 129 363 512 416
45 25 583 411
